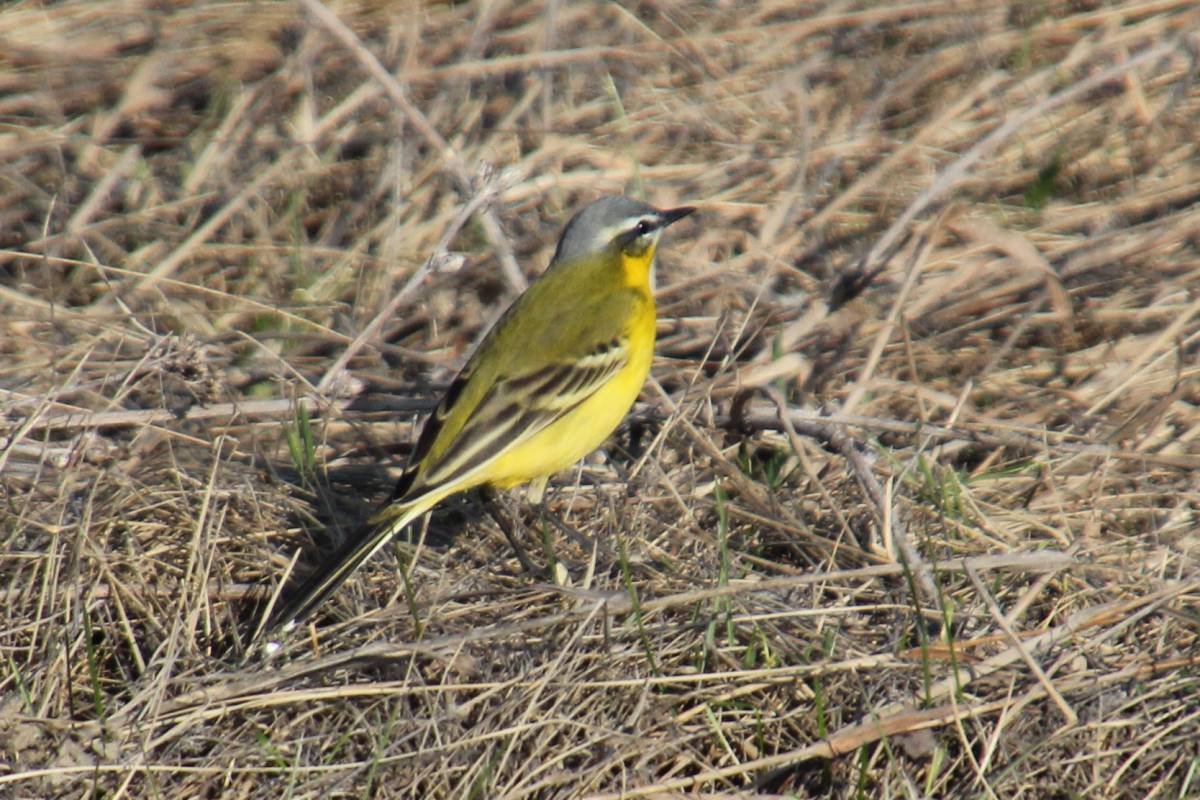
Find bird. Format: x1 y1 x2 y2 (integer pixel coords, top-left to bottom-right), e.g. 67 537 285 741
268 195 695 631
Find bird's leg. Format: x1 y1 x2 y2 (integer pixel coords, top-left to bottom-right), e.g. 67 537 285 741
530 478 600 578
527 477 564 579
481 486 541 576
537 496 596 553
526 475 548 506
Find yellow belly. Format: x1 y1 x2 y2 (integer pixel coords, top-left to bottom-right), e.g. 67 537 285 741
489 319 654 489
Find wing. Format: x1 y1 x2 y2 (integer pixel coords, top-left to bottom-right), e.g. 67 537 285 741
402 334 629 499
389 366 470 500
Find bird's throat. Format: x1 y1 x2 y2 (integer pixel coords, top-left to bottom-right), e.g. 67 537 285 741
620 248 657 291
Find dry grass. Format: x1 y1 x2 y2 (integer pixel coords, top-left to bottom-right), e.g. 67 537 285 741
2 0 1199 797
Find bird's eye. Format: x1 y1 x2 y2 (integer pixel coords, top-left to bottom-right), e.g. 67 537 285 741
635 220 652 236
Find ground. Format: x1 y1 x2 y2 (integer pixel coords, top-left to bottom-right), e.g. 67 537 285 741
1 1 1199 797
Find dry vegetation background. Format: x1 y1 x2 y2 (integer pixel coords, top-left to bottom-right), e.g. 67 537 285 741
2 0 1199 797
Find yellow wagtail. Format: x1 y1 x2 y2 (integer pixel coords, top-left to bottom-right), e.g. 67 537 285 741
272 195 695 630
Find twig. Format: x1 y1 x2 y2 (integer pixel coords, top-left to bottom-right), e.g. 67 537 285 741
0 396 431 438
965 562 1078 727
298 0 526 294
766 387 941 604
314 180 502 394
857 38 1180 275
724 406 1200 470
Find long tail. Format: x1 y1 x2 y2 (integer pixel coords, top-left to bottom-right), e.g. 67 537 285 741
268 498 434 632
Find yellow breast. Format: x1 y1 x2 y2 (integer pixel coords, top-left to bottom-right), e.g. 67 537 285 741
491 291 655 486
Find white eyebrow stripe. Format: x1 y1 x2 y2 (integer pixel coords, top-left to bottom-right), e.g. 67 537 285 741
591 214 661 249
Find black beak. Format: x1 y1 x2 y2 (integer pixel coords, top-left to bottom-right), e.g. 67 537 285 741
657 206 696 228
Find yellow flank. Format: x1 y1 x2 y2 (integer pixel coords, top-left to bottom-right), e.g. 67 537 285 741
491 284 655 487
272 195 694 630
